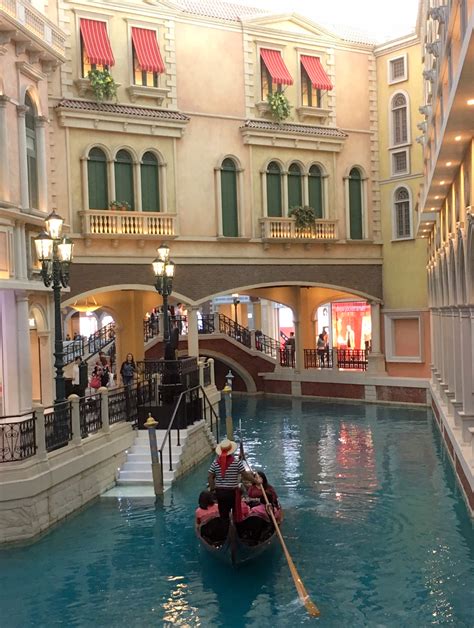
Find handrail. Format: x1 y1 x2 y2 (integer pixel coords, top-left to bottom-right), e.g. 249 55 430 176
157 384 219 480
63 322 116 366
219 314 251 348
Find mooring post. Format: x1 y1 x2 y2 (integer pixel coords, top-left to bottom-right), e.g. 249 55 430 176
144 413 163 496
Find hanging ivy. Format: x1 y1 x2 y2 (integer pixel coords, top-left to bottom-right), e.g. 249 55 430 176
267 91 291 122
88 68 118 102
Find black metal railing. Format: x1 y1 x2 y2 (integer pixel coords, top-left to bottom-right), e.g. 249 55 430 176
137 358 199 390
87 322 116 356
200 314 215 334
63 339 85 365
144 318 160 342
218 314 251 348
0 412 37 463
45 401 72 452
158 385 219 478
108 386 133 425
280 347 295 368
79 394 102 436
255 332 280 359
304 349 334 369
337 349 368 371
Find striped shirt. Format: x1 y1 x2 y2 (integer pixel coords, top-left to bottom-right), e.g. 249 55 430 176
209 457 246 488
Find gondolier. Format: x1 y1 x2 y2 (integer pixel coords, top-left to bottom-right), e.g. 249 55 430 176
208 438 259 521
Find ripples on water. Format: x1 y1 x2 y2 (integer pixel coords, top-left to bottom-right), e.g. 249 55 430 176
1 397 474 627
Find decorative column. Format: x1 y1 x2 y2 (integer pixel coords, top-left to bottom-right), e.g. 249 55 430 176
35 116 49 212
107 158 115 204
367 302 386 374
134 161 142 211
282 171 288 217
452 309 462 403
159 163 168 213
15 291 33 412
17 105 29 209
0 96 10 201
459 307 474 415
187 306 199 357
13 220 27 280
294 318 302 372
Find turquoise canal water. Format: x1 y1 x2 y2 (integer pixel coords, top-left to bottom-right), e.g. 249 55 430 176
1 397 474 627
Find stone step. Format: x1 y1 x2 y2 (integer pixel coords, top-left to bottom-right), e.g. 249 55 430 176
118 468 176 480
126 452 181 463
120 461 180 473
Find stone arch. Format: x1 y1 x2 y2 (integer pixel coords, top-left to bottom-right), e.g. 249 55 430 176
111 145 139 164
215 153 243 171
82 143 113 161
21 85 42 116
199 349 257 393
29 303 48 332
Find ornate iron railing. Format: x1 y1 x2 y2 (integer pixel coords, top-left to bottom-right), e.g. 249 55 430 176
87 322 115 356
79 395 102 436
255 332 280 359
200 314 215 334
137 358 199 390
44 402 72 452
63 339 85 365
144 318 159 342
280 348 295 368
337 349 368 371
304 349 334 369
108 386 132 425
218 314 251 348
0 413 37 463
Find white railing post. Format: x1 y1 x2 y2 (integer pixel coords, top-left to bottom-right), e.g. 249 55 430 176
198 359 205 387
208 358 215 386
34 405 48 461
99 387 110 433
68 394 82 445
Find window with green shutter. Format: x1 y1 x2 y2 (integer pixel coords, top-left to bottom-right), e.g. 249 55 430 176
221 158 238 237
308 165 323 218
114 149 134 209
349 167 363 239
25 94 38 209
288 163 302 211
141 152 160 212
87 147 108 210
266 161 282 217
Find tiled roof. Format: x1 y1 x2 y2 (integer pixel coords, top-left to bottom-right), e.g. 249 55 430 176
241 119 348 139
170 0 269 21
55 99 190 121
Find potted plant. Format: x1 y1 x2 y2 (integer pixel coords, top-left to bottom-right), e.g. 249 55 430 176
88 68 118 102
267 90 291 122
289 205 317 230
109 200 131 211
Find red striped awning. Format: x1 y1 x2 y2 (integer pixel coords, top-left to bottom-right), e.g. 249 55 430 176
260 48 293 85
300 55 333 90
80 19 115 67
131 27 165 74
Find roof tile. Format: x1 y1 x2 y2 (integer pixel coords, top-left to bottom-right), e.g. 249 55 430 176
241 119 348 138
55 99 190 121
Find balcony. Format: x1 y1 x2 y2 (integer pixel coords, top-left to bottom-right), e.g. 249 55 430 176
0 0 66 61
80 210 177 239
260 217 338 242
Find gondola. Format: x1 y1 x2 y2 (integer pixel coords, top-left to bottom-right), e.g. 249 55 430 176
196 507 280 566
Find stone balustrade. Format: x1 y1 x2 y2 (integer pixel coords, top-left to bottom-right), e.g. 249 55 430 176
260 217 338 241
80 210 177 238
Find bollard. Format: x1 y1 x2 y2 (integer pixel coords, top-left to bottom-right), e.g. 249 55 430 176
144 413 163 496
68 394 82 445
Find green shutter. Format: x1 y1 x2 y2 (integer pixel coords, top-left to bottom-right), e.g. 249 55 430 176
288 164 302 210
349 168 363 239
141 152 160 212
114 150 134 209
308 166 322 218
87 148 108 210
221 159 238 236
266 162 282 217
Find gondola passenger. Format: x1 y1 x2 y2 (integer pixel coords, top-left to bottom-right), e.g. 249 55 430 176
208 438 259 521
247 471 282 523
195 491 219 525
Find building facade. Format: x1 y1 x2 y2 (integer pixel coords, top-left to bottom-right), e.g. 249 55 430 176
416 0 474 511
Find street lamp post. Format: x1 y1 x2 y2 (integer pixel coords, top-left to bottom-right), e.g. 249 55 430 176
152 243 175 354
34 212 73 404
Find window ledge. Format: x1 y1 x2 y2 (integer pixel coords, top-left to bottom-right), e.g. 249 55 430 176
216 236 251 242
391 236 415 242
255 101 270 115
389 142 411 150
74 78 122 99
296 106 330 121
127 85 170 105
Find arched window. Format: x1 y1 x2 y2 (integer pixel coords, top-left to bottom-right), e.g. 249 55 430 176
141 152 160 212
266 161 282 217
288 163 302 210
114 149 134 209
25 94 38 209
394 187 411 238
87 147 108 210
348 168 363 239
391 93 408 145
308 165 323 218
221 158 238 237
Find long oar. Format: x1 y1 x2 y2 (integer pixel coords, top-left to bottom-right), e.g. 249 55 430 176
239 439 320 617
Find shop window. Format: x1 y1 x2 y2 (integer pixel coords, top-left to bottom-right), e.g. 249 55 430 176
87 147 108 210
114 150 134 209
141 152 160 212
221 158 238 237
266 161 282 217
287 163 303 210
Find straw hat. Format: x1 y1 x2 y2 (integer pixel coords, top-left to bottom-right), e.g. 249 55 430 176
215 438 238 455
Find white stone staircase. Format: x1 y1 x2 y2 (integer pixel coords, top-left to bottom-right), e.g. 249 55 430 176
117 429 188 490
